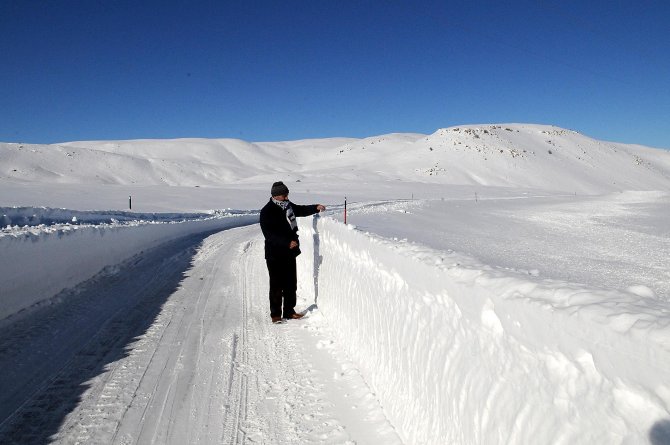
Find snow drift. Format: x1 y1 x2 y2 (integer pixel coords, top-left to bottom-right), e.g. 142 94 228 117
297 216 670 444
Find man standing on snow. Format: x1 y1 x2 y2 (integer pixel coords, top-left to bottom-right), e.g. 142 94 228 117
260 181 326 323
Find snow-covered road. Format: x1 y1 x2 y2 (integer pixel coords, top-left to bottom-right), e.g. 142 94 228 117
0 225 400 444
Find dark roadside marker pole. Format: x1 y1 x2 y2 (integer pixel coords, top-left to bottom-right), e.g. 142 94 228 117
344 197 347 225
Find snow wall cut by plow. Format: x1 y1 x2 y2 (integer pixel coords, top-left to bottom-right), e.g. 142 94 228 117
297 215 670 445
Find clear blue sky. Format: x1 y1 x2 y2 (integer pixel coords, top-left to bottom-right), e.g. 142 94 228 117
2 0 669 148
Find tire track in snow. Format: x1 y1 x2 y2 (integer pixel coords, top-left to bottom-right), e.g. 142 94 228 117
229 265 249 445
110 230 240 445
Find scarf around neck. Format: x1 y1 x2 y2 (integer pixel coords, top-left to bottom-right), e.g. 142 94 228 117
272 198 298 230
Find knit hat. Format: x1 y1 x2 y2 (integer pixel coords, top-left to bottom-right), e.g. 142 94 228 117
271 181 289 196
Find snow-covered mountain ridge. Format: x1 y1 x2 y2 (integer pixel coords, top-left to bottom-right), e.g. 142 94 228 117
2 124 669 193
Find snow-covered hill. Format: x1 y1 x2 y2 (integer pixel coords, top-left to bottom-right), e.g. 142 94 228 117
2 124 669 193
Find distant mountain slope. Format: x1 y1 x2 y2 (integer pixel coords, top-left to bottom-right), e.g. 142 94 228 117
397 124 670 192
1 124 668 193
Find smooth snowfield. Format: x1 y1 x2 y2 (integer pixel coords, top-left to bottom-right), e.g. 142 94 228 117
1 123 670 444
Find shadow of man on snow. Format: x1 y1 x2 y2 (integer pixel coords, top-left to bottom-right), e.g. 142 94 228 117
312 214 323 306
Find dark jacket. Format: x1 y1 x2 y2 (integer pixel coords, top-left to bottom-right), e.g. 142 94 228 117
260 199 319 260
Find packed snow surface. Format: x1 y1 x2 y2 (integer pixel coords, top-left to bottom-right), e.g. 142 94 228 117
1 124 669 444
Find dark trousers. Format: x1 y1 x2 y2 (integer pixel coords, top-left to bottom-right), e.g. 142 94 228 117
266 258 297 318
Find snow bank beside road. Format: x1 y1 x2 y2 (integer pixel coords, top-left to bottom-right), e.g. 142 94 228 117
0 213 257 321
298 216 670 444
0 206 217 228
